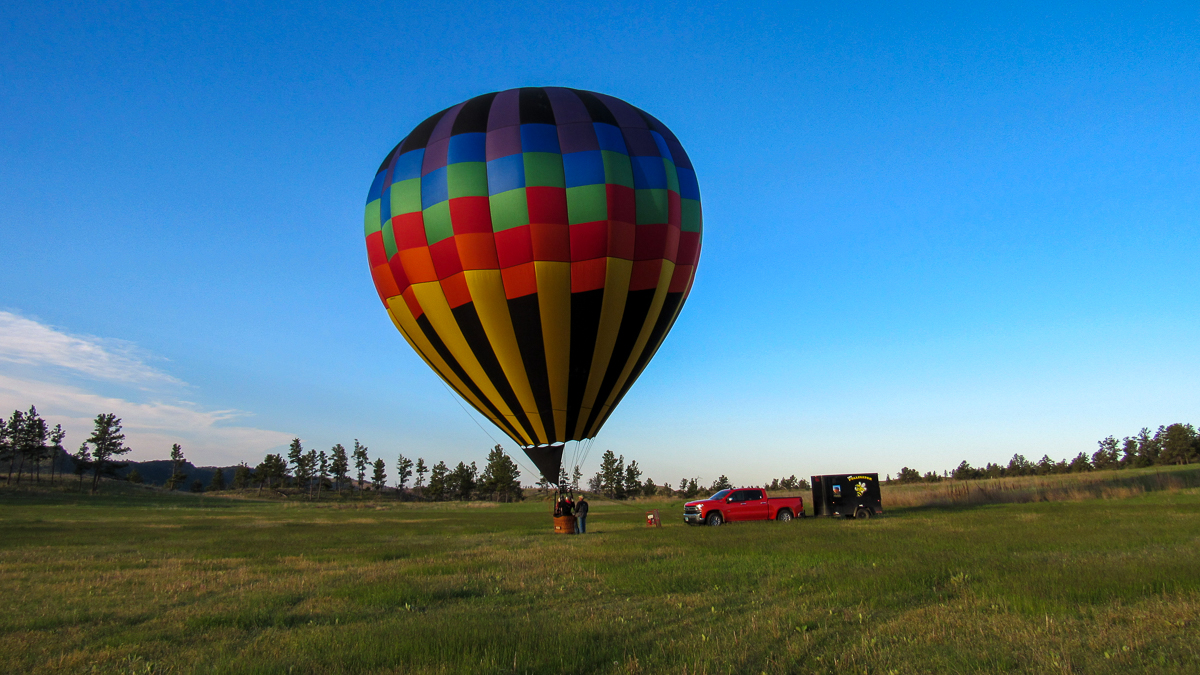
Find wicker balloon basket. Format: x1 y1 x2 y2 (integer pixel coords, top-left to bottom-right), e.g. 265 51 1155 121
553 515 577 534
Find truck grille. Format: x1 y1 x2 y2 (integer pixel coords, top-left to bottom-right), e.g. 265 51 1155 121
683 506 700 514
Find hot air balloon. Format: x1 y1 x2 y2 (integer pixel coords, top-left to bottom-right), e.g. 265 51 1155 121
363 87 701 484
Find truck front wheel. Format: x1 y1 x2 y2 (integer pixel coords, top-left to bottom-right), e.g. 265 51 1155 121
706 512 723 527
776 509 793 522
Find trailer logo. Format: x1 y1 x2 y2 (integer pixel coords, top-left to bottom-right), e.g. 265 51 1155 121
848 475 873 481
854 481 867 497
832 485 841 497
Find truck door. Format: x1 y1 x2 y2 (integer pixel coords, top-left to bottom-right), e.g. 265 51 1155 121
744 489 768 520
725 490 749 521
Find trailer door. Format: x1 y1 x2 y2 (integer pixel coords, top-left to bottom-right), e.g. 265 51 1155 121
828 477 845 515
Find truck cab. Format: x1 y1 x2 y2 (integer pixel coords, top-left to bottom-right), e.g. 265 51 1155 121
683 488 803 526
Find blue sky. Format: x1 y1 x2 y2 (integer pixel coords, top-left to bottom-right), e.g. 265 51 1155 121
2 1 1197 486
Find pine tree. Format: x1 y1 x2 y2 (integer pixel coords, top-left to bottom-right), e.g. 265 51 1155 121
233 463 252 489
1160 423 1197 465
86 413 129 493
271 453 288 488
395 453 414 492
210 468 226 491
254 457 270 493
330 444 348 493
7 410 27 484
479 445 522 502
1093 436 1120 469
371 458 387 492
302 449 317 496
127 467 143 484
255 453 287 493
624 460 643 498
709 475 731 492
8 410 26 483
287 438 305 489
0 413 13 484
352 440 369 495
48 424 65 485
427 461 448 501
415 458 427 492
72 443 91 490
571 465 582 491
642 477 657 497
449 461 476 500
316 450 329 500
8 408 38 484
598 450 623 498
166 444 187 490
535 472 552 495
21 408 47 484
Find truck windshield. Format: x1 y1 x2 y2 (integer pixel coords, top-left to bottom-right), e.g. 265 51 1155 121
708 489 731 500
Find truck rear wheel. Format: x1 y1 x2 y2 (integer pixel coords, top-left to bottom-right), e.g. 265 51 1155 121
776 509 793 522
706 512 723 527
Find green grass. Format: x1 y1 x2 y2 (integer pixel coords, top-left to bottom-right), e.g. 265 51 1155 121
1 474 1198 674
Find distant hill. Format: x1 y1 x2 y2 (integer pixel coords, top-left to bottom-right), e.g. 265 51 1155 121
49 448 239 489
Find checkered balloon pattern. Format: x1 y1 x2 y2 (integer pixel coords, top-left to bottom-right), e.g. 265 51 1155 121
364 87 701 480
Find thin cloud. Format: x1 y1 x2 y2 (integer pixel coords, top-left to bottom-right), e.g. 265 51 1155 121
0 375 292 464
0 312 291 464
0 311 181 386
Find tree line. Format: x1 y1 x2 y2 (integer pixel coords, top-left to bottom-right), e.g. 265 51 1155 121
0 405 528 501
243 440 524 502
891 422 1200 484
567 449 811 500
2 406 130 493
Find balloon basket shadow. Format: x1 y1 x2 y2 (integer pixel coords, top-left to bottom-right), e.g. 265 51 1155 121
553 515 577 534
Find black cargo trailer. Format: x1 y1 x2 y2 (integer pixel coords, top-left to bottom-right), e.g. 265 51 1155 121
810 473 882 519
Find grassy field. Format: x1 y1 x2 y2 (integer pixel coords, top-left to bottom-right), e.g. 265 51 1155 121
1 468 1198 674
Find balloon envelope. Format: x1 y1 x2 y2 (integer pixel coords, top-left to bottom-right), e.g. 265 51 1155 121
363 87 702 480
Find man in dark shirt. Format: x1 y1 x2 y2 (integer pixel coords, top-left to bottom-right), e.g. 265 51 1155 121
574 495 589 534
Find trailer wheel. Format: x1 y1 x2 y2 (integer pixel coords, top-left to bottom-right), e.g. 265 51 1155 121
706 512 723 527
776 509 793 522
854 508 872 520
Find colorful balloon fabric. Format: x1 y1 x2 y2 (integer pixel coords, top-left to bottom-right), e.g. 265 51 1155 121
364 87 701 480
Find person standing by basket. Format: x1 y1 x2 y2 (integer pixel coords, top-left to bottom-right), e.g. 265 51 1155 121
575 495 589 534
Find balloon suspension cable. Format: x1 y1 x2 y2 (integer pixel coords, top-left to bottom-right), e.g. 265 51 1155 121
582 437 596 471
437 380 544 485
441 382 647 512
569 439 584 481
565 437 594 489
575 437 595 480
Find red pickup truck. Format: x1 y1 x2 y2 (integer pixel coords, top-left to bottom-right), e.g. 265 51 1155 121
682 488 803 526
